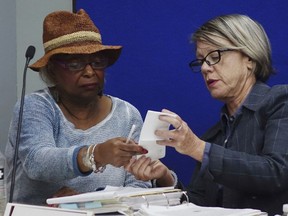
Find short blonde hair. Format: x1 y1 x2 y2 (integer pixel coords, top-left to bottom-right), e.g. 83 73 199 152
191 14 274 82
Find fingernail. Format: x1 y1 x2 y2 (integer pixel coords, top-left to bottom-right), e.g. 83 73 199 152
141 148 148 154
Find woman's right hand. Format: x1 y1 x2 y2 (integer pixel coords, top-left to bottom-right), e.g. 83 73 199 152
94 138 148 168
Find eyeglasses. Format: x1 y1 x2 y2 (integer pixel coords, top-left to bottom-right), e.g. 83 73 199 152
52 58 109 72
189 48 234 73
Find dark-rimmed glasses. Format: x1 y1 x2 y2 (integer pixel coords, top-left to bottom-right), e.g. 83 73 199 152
52 58 109 72
189 48 234 73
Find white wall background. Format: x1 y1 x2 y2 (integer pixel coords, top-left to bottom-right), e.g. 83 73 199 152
0 0 72 153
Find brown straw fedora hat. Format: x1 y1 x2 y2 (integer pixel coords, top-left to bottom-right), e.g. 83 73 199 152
29 9 122 72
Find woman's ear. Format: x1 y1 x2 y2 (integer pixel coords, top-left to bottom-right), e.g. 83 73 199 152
246 56 254 71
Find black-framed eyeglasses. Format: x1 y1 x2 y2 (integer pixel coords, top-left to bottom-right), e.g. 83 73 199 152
52 58 109 72
189 48 235 73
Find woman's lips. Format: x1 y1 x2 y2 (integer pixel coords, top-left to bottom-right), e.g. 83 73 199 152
207 79 218 87
81 83 97 90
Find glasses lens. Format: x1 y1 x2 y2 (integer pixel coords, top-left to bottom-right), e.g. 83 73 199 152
64 58 108 71
66 62 84 71
206 50 220 66
189 60 202 72
90 58 108 70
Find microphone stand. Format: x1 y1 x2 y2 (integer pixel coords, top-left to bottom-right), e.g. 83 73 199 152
9 46 35 203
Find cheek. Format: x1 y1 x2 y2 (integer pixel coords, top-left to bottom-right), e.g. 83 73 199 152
94 71 106 86
96 71 105 80
56 73 76 84
231 63 248 80
218 59 244 83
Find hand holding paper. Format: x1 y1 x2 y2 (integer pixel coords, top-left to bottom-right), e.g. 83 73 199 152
138 110 176 160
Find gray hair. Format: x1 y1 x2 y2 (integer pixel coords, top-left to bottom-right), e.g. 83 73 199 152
191 14 274 82
38 64 56 87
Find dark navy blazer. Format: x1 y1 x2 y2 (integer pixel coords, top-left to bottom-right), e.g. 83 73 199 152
185 82 288 216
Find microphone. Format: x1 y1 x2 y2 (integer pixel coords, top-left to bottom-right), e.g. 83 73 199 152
9 45 36 203
25 46 36 61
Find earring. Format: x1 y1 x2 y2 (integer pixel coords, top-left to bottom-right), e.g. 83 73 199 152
98 89 103 97
52 88 60 102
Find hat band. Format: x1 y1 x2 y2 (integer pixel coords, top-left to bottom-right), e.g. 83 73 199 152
44 31 102 52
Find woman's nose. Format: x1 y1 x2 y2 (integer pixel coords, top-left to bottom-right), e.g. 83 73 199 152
82 64 96 77
201 61 213 74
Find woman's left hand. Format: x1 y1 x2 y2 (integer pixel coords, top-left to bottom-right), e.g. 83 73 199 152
124 156 167 181
124 156 174 186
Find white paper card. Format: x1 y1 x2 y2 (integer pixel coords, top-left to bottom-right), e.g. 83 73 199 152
4 203 94 216
138 110 176 160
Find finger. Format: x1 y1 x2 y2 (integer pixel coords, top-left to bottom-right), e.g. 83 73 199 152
133 157 152 180
162 109 183 130
155 124 185 140
154 129 174 140
130 156 148 173
123 157 136 171
161 108 177 115
113 155 135 167
158 114 178 125
156 139 177 148
141 159 160 180
120 142 148 154
136 157 152 173
175 123 183 131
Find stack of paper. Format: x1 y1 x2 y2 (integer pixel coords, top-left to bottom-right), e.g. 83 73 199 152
46 186 183 215
133 203 267 216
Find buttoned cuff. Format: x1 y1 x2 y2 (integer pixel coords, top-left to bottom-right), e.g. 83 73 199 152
199 142 211 175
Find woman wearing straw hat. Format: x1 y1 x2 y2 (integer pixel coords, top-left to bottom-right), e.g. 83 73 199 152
5 9 150 205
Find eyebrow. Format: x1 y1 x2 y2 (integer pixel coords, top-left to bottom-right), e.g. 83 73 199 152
195 52 205 59
196 48 220 58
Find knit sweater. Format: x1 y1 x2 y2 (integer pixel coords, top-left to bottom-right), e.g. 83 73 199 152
5 88 151 205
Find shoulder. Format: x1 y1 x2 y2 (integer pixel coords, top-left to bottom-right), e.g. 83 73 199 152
264 84 288 114
109 95 141 115
244 82 288 110
25 88 53 102
26 88 56 108
107 95 143 126
267 84 288 99
243 82 288 121
261 83 288 106
13 88 58 115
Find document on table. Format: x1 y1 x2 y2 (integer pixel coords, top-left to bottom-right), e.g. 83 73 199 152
134 203 266 216
138 110 176 160
46 186 183 215
46 185 181 205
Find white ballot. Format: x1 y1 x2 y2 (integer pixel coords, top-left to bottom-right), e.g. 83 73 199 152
138 110 176 160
